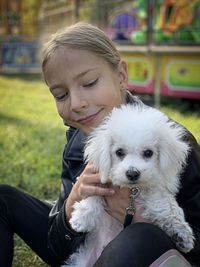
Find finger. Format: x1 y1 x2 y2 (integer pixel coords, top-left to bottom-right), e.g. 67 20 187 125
95 183 109 188
92 185 115 197
85 162 98 173
81 173 102 185
79 184 115 199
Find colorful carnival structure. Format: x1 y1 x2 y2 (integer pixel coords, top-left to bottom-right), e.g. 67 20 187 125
0 0 40 72
107 0 200 101
0 0 200 101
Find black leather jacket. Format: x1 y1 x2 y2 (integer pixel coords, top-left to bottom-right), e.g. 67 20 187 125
48 93 200 266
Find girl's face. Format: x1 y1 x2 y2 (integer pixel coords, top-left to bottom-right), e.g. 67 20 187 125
44 47 128 134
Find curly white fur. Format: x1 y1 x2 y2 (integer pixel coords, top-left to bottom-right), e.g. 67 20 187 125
62 104 195 267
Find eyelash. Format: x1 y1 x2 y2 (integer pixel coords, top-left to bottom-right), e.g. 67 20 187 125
55 92 68 102
83 78 98 88
54 78 98 101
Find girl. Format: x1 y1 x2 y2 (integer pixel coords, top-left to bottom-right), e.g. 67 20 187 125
1 22 200 267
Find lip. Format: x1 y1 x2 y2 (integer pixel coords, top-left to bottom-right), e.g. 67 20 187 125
77 109 103 126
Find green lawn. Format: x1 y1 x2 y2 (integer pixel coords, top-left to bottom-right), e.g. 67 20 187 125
0 74 66 267
0 74 199 266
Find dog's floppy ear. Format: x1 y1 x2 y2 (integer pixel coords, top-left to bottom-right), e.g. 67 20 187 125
84 124 112 183
158 121 190 179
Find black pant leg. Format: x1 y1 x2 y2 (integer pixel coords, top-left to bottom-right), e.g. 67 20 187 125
94 222 176 267
0 185 58 267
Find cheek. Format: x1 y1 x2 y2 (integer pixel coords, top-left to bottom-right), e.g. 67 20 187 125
95 88 122 108
112 160 125 176
56 102 69 120
94 77 122 106
111 163 128 185
56 102 64 118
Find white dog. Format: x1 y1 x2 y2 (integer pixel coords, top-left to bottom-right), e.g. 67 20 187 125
64 104 195 267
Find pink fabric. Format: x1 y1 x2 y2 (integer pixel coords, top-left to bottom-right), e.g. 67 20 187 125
86 224 122 267
149 249 192 267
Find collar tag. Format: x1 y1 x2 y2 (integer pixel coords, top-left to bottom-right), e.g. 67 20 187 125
123 187 140 228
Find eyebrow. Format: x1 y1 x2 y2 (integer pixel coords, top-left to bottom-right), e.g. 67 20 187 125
50 67 98 91
75 67 98 79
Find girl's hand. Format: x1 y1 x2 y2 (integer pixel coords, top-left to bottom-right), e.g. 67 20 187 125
104 186 130 224
104 185 150 225
65 163 115 220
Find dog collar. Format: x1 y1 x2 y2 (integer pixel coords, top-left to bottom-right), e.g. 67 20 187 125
123 187 140 228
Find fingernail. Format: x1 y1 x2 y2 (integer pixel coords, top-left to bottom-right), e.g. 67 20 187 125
109 189 115 194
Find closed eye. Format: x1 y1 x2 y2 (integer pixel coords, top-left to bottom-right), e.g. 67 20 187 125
83 78 98 88
54 92 69 102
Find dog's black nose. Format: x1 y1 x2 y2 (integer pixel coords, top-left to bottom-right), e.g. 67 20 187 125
126 169 140 181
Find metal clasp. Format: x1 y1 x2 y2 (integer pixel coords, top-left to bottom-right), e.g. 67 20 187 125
125 187 140 215
131 187 140 198
125 206 135 215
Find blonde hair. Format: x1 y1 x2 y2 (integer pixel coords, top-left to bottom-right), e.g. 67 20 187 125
42 22 121 71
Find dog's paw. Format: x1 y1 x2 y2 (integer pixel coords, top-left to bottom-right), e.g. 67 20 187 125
69 201 96 232
70 216 90 233
172 224 195 253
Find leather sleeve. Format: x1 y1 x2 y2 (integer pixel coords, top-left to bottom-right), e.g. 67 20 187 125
47 128 86 264
48 199 85 264
177 132 200 265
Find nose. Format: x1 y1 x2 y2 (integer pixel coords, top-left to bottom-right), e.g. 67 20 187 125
70 89 88 112
126 168 140 181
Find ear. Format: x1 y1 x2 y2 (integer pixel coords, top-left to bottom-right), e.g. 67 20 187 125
118 60 128 92
84 125 112 183
159 122 189 179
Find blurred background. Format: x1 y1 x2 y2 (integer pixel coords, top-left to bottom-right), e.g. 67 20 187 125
0 0 200 102
0 1 199 266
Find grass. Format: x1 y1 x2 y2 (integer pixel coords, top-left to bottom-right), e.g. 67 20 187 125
159 97 200 142
0 74 66 267
0 74 199 266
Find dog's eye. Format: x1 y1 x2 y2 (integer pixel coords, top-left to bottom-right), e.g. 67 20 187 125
115 148 125 158
143 149 153 158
